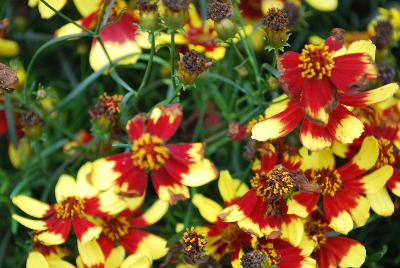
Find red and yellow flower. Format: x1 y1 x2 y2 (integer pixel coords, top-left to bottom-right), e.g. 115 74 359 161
28 0 98 19
90 104 217 205
192 170 252 267
287 136 393 234
218 144 306 244
96 199 168 261
301 210 366 268
251 237 316 268
12 162 126 245
56 0 150 71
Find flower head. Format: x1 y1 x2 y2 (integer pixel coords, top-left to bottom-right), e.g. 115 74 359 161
182 227 207 264
178 50 213 84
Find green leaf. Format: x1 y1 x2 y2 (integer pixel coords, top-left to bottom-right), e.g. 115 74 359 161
262 62 281 78
366 245 388 265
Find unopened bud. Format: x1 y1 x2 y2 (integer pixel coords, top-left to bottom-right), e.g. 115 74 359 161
161 0 190 30
21 111 42 139
137 0 160 31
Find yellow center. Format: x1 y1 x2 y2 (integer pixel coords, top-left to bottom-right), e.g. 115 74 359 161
375 138 396 168
182 227 207 259
54 197 84 219
131 133 170 170
310 168 342 197
250 166 294 199
305 219 328 249
299 44 335 80
258 242 281 265
102 216 130 241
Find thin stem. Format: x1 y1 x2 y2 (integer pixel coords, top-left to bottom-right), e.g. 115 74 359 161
170 30 177 92
137 32 156 97
39 0 95 35
230 40 245 62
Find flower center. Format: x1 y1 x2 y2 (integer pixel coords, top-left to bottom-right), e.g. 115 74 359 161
310 168 342 197
250 166 294 199
258 242 281 265
299 44 335 80
220 223 241 243
305 219 328 249
182 227 207 263
102 216 130 241
54 197 84 219
131 133 170 170
375 138 396 168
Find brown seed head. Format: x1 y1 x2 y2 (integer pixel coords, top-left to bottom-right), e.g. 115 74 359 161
207 0 232 22
262 8 289 32
162 0 190 12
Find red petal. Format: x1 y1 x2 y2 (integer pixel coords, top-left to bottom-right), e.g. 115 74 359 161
300 118 333 151
316 246 337 268
97 235 115 258
147 104 182 141
259 152 278 172
44 216 71 242
126 113 146 141
151 167 189 204
99 13 139 43
167 143 204 165
279 52 303 97
73 217 100 243
0 110 7 136
119 229 148 254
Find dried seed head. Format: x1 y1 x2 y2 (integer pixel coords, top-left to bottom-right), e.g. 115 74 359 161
162 0 190 12
89 93 123 133
283 2 300 29
372 20 393 49
0 63 18 91
240 251 266 268
21 110 42 139
136 0 158 11
262 8 289 32
377 62 396 84
207 0 232 22
182 227 207 265
178 50 213 84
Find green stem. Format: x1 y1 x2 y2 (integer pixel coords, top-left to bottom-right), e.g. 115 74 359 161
137 32 156 98
39 0 95 35
170 30 177 92
231 40 245 62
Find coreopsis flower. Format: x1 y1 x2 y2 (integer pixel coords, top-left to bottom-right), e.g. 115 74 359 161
12 162 127 245
177 50 213 84
77 240 153 268
96 199 168 261
56 0 150 71
252 37 399 150
218 144 314 244
241 237 316 268
90 104 218 205
28 0 97 19
301 210 366 268
192 170 252 267
287 136 394 234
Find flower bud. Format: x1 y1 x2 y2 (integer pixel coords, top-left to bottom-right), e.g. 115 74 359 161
208 0 237 40
20 110 42 139
262 8 289 50
177 50 213 84
89 93 122 134
136 0 160 31
161 0 190 30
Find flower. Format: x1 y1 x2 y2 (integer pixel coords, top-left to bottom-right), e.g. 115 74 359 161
218 144 310 244
177 49 214 84
28 0 99 19
90 104 217 205
192 170 252 267
287 136 394 234
248 237 316 268
55 0 150 71
12 162 126 245
301 210 366 268
96 199 168 262
252 38 399 150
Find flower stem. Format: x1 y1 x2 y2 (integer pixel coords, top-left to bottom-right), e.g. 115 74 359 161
170 30 177 92
136 32 156 98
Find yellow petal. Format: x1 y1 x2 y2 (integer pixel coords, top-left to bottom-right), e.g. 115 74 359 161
238 217 264 237
80 226 102 245
37 231 65 246
12 195 50 218
332 141 349 158
349 195 370 227
338 242 366 267
188 3 201 28
55 174 77 202
299 235 317 257
38 0 68 19
46 258 76 268
12 214 47 230
28 0 39 7
105 246 125 268
90 158 120 190
218 170 236 204
55 22 84 37
76 162 99 198
363 83 399 104
361 165 393 194
73 0 99 17
0 38 20 57
192 194 223 223
305 0 338 11
138 234 168 260
299 147 335 171
350 136 379 171
120 253 152 268
264 96 289 118
251 117 286 141
180 159 218 187
27 252 49 268
140 199 169 225
219 205 245 222
367 187 394 217
281 217 304 247
346 40 376 60
329 211 353 235
232 178 249 198
204 46 226 61
308 35 325 45
77 240 105 267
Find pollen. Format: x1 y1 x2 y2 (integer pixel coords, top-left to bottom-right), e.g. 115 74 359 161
258 242 281 265
102 216 130 241
250 166 294 199
54 197 84 219
182 227 206 264
310 168 342 197
305 218 328 249
375 138 396 168
131 133 170 170
299 44 335 80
